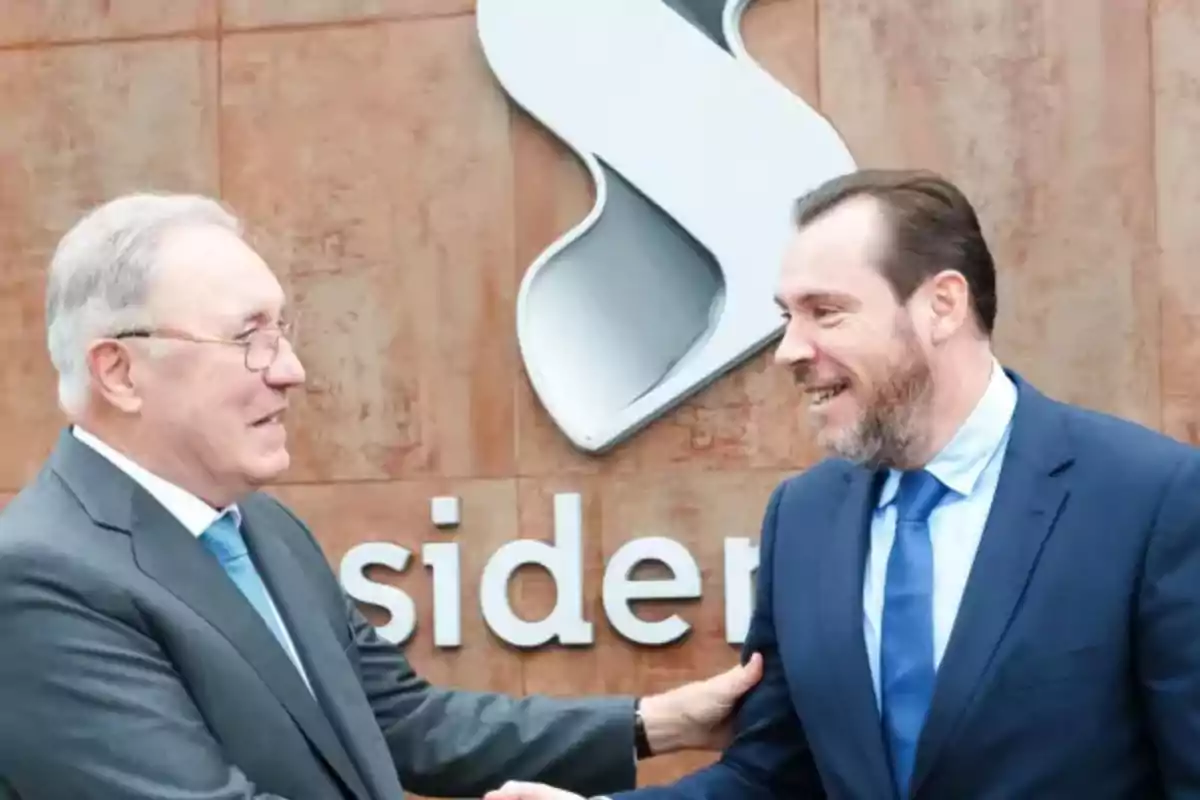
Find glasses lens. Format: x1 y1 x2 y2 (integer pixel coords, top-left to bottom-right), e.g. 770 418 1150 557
245 332 278 371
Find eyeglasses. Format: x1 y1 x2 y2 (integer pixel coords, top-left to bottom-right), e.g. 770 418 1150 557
113 320 297 372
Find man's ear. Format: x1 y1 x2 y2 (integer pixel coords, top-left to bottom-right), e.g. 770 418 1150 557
925 269 972 344
86 339 142 413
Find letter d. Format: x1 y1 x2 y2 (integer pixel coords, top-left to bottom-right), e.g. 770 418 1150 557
480 492 593 647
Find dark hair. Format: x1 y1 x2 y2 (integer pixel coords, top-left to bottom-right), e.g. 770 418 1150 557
792 169 997 335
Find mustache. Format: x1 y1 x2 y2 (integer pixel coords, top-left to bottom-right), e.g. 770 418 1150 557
792 363 847 387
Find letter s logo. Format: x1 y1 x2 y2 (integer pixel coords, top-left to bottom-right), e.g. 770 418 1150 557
478 0 856 453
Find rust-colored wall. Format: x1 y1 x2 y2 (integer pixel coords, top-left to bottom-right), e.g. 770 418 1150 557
2 0 1199 791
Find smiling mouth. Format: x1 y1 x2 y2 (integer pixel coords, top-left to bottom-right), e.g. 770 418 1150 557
251 411 284 427
807 380 850 407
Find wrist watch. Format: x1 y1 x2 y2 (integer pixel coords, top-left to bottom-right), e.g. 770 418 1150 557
633 697 653 760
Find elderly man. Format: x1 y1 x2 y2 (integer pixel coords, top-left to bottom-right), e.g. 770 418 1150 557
0 193 762 800
489 170 1200 800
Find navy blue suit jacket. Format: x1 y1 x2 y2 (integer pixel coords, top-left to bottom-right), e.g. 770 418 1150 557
616 375 1200 799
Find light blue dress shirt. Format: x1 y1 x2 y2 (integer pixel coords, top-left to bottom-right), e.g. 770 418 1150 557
862 360 1017 706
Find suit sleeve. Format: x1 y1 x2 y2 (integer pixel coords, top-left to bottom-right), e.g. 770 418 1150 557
608 480 825 800
1138 451 1200 794
259 493 637 799
0 546 290 800
348 595 637 798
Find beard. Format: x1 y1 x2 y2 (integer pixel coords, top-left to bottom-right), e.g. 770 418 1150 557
809 316 934 469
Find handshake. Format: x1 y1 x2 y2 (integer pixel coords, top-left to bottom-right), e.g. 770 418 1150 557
485 783 587 799
485 653 763 800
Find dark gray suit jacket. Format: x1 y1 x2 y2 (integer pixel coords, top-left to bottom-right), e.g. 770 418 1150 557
0 431 638 799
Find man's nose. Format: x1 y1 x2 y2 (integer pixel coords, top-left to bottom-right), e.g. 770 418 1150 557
773 323 815 367
266 338 306 388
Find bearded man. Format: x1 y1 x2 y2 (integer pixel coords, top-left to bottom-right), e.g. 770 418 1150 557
486 169 1200 799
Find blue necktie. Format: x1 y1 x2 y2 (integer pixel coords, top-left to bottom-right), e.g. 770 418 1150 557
880 469 949 798
200 513 290 652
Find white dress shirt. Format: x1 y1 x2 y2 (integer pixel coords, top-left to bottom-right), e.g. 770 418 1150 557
862 360 1017 706
72 425 313 691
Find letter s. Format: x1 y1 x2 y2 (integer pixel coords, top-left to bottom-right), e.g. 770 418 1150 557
341 543 417 645
478 0 856 453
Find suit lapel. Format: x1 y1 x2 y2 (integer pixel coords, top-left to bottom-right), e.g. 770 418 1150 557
910 382 1073 795
48 431 371 800
240 501 397 800
129 491 372 800
819 467 897 799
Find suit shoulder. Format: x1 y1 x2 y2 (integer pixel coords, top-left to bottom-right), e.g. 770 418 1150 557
0 473 136 618
1059 401 1200 471
0 468 90 559
774 458 858 501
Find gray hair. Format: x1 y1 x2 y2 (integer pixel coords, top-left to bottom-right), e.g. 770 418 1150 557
45 192 242 416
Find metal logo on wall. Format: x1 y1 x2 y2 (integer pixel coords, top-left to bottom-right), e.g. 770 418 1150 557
478 0 856 454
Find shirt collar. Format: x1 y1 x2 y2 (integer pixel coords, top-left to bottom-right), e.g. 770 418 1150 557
877 358 1017 508
71 425 240 536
